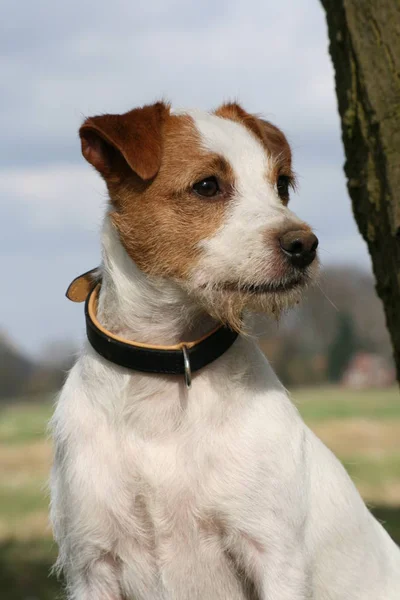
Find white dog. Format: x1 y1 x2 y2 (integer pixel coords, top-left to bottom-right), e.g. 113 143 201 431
50 101 400 600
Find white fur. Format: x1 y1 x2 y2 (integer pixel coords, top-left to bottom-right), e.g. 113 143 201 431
184 111 306 290
51 111 400 600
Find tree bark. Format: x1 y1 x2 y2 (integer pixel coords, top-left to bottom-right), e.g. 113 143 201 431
319 0 400 383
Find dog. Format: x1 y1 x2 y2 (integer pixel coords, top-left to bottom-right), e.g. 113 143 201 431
50 101 400 600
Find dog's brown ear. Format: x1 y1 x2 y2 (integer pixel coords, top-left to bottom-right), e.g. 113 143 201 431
214 102 249 122
79 102 169 181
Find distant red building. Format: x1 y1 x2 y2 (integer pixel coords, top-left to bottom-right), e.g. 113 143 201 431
341 352 395 389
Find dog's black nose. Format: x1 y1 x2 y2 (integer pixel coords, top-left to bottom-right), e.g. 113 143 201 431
279 230 319 269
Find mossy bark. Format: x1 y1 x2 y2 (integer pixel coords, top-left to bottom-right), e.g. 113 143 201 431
320 0 400 382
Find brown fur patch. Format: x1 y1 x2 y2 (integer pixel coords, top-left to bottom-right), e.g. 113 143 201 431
214 102 294 197
98 112 234 278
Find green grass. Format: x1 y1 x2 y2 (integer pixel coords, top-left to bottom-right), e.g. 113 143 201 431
344 455 400 488
293 386 400 503
0 538 60 600
0 397 54 444
293 385 400 421
0 387 399 599
370 506 400 548
0 483 47 520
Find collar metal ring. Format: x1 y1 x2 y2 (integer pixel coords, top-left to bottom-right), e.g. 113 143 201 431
182 345 192 389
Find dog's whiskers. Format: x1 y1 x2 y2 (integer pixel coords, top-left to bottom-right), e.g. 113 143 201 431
315 281 339 312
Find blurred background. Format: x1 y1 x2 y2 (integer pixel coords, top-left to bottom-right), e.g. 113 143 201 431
1 0 399 598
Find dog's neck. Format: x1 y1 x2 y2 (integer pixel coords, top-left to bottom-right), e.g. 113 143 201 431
96 217 217 346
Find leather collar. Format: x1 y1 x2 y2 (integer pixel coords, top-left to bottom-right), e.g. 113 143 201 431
66 270 239 387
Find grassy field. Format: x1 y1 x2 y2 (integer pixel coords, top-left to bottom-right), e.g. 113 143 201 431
0 386 399 599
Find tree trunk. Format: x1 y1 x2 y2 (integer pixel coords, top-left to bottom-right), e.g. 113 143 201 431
319 0 400 383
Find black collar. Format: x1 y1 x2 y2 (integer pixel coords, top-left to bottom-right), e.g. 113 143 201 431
83 283 238 387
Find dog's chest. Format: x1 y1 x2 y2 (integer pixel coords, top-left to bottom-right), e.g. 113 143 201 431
125 420 246 522
114 385 267 541
111 432 263 600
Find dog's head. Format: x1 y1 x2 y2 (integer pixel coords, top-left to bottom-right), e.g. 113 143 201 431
80 101 318 329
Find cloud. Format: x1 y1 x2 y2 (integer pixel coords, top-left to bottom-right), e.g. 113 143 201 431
0 165 106 230
1 0 336 167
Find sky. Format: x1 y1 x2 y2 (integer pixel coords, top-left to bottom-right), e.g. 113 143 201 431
1 0 372 358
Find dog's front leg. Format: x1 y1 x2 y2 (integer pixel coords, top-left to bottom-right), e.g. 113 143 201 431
63 555 123 600
51 478 124 600
250 506 312 598
222 427 313 599
226 525 311 600
50 390 127 600
258 545 312 600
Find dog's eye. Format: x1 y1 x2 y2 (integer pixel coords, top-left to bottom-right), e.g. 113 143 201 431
192 176 220 198
277 175 290 199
